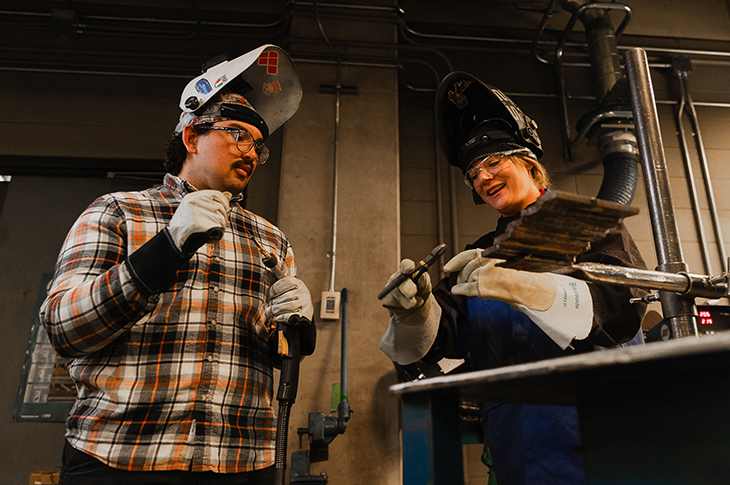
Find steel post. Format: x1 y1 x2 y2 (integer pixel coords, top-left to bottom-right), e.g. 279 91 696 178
624 47 698 338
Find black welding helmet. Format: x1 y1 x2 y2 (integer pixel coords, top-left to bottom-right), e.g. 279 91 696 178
435 71 543 174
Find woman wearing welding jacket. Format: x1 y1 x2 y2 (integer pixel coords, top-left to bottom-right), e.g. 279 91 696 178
379 72 647 485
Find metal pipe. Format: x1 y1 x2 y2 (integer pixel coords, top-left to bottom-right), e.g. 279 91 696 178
569 110 633 150
552 3 625 159
674 68 713 274
340 288 349 400
676 68 728 272
434 135 446 278
625 47 698 338
289 1 401 14
0 9 287 29
554 2 634 165
428 74 447 277
532 0 562 65
328 84 341 292
397 24 455 74
397 56 447 275
314 0 342 292
11 4 730 66
563 2 628 101
449 165 460 260
567 263 727 299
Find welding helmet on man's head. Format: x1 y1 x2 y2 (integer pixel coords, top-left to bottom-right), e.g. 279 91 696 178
435 71 542 173
174 44 302 139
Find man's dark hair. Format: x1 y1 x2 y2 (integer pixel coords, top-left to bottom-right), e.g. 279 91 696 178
164 123 214 175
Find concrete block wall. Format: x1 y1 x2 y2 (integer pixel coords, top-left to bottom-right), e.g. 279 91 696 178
2 1 730 483
275 57 402 482
397 8 730 482
0 3 405 485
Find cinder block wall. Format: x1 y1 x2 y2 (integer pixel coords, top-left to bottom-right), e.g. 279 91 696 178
396 5 730 483
3 1 730 484
0 5 404 485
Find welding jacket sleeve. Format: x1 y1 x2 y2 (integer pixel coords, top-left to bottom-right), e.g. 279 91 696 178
421 221 649 365
39 193 194 358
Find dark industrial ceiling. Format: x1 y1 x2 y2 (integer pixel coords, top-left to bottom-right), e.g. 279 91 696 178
4 1 730 84
3 1 730 173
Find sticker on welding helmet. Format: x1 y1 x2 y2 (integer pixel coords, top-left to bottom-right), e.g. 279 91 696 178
258 51 279 75
195 78 213 95
263 80 282 97
214 75 228 88
448 80 472 109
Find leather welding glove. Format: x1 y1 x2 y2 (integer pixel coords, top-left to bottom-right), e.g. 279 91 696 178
381 259 432 326
265 277 314 323
379 259 441 365
444 249 594 349
168 190 231 256
126 190 231 296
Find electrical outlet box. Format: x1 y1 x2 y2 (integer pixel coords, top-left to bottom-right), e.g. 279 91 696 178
320 291 341 320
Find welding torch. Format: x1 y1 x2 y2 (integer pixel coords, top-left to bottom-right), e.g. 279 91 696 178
249 237 304 485
377 243 447 300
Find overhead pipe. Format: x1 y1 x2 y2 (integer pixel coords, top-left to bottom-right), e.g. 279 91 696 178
8 5 730 66
288 1 400 14
625 47 698 339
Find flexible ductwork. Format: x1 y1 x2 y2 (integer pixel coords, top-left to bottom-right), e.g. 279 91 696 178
564 0 640 205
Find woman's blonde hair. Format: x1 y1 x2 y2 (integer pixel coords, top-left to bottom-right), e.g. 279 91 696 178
511 152 552 190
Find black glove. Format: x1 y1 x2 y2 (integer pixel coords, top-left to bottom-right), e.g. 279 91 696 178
127 191 231 295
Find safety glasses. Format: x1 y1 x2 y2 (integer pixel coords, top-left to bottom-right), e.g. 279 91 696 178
464 147 533 189
209 126 270 164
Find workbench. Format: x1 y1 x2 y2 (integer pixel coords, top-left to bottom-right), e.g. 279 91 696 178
391 332 730 484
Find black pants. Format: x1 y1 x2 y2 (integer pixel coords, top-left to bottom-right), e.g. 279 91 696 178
59 441 276 485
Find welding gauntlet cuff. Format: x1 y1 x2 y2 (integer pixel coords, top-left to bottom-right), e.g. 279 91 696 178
379 294 441 365
446 249 594 349
512 273 594 349
126 228 192 296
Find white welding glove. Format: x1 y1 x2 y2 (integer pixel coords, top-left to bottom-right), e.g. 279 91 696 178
444 249 593 349
265 277 314 323
381 259 432 326
168 190 231 253
379 259 441 365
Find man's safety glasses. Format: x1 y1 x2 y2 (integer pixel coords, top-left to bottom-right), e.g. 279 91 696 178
464 147 533 189
209 126 270 164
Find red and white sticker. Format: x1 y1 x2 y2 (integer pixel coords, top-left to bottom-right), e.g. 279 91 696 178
263 80 282 96
258 51 279 75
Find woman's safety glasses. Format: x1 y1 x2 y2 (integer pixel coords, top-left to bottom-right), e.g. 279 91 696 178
464 147 533 189
210 126 270 164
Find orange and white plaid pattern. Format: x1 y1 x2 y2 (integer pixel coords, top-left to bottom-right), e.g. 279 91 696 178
40 174 295 473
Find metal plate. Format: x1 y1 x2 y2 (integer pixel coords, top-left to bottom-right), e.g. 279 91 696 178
483 190 639 270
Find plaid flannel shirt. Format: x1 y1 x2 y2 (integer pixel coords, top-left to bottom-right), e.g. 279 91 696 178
39 174 295 473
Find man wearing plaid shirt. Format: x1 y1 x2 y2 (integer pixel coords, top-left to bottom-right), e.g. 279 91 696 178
40 45 313 485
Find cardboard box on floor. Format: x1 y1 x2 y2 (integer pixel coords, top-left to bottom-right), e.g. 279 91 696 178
29 472 59 484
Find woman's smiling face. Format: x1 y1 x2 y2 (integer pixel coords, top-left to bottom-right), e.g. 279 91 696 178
471 154 541 216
